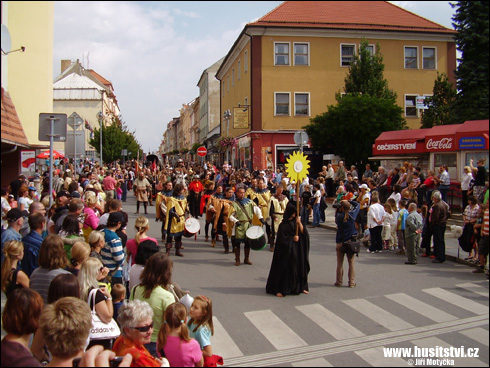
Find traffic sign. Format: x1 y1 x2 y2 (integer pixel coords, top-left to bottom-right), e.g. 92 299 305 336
197 146 207 157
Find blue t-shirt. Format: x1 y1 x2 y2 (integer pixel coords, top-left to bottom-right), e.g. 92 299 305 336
398 209 409 230
187 322 211 349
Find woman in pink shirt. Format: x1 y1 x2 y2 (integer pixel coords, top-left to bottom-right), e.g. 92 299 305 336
126 216 158 266
82 194 99 242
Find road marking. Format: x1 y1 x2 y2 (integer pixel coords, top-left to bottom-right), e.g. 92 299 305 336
296 303 365 340
385 293 456 323
411 336 487 367
423 288 488 315
343 298 414 331
459 327 490 347
456 283 489 297
356 346 407 367
292 357 332 367
244 310 308 350
212 316 243 359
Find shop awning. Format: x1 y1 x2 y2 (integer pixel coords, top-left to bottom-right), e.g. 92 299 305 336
372 129 429 155
456 120 489 150
424 124 460 152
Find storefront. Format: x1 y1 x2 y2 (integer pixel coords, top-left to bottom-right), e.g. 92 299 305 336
371 120 489 208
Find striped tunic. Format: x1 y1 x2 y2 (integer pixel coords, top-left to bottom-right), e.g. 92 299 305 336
101 228 124 278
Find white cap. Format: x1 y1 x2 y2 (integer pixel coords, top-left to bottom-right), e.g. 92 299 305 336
360 184 368 189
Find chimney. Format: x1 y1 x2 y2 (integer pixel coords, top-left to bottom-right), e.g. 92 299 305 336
61 59 72 73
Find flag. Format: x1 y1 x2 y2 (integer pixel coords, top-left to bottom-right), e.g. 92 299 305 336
152 160 156 172
135 151 139 175
85 119 94 133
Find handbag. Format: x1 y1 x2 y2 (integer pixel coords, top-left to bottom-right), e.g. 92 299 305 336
88 289 120 341
341 240 361 256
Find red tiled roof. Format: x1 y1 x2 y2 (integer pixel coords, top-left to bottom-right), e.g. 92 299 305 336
87 69 112 88
1 88 29 147
250 1 456 34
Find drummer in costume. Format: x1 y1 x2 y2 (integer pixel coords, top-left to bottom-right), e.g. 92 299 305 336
254 178 272 250
269 185 289 252
188 175 204 218
229 186 265 266
164 183 188 257
201 182 216 242
246 178 258 200
156 181 173 242
208 186 232 253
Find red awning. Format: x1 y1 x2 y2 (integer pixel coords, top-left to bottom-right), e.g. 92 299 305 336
373 129 430 155
456 120 489 150
424 124 460 152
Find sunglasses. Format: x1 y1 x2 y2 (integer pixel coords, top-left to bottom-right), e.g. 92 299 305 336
130 323 153 332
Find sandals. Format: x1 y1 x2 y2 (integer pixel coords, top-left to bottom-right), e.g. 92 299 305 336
334 282 342 287
349 283 357 288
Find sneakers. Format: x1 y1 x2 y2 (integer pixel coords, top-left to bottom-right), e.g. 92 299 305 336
430 255 436 259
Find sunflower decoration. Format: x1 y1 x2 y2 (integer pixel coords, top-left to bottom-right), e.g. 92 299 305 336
285 151 310 183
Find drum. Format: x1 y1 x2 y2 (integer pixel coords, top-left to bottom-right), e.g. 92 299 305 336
246 226 266 251
183 218 200 238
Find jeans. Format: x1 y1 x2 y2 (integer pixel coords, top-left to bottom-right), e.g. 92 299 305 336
438 185 450 203
300 206 309 224
312 203 320 227
336 243 355 286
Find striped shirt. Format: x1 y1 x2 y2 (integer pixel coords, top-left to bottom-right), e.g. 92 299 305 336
483 208 489 236
101 228 124 278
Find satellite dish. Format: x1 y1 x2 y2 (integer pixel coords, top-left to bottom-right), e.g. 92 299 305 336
1 25 12 54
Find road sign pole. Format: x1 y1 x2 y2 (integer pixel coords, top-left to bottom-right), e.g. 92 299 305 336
48 118 55 208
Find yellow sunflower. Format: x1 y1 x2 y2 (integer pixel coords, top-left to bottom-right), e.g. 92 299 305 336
285 151 310 183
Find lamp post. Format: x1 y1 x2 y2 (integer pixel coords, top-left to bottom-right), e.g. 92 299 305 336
97 111 103 165
223 109 232 163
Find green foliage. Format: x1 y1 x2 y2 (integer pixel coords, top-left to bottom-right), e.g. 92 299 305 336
420 73 458 128
451 1 489 123
304 94 406 166
341 39 397 102
89 117 141 164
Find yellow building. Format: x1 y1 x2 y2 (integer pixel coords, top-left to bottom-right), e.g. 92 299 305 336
216 1 457 170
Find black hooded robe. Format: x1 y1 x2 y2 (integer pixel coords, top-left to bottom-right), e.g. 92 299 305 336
266 203 310 296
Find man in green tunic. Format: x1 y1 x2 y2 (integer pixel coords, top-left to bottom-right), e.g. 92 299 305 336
230 186 265 266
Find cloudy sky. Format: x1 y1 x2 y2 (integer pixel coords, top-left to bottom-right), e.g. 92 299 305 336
53 1 457 153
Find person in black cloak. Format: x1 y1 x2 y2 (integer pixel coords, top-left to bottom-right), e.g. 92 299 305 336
266 202 310 297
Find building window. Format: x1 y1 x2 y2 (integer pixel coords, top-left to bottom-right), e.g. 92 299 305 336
227 75 230 93
294 43 309 66
222 82 225 97
275 93 290 116
423 47 436 69
232 69 235 86
294 93 309 116
341 44 355 66
244 51 248 73
275 42 290 66
244 97 248 106
405 95 418 117
405 47 418 69
238 60 241 80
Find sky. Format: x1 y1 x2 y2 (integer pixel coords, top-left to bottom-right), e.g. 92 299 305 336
53 1 457 153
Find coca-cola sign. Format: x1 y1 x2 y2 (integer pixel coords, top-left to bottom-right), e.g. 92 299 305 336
426 137 454 151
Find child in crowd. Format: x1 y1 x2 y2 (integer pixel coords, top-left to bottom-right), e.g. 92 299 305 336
382 203 394 251
387 198 399 251
335 181 346 203
396 200 409 255
157 302 204 367
111 283 126 325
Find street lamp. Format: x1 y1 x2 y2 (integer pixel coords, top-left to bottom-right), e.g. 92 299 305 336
97 111 103 165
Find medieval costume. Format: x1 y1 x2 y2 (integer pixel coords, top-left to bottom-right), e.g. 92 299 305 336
208 191 232 253
200 184 216 241
253 186 272 248
164 191 188 257
229 195 264 266
188 175 204 218
269 190 289 251
133 173 151 214
156 187 173 242
266 202 310 297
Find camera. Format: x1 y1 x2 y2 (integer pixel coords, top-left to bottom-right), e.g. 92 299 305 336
332 202 342 209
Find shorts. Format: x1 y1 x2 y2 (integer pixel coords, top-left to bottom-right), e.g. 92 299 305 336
478 236 489 256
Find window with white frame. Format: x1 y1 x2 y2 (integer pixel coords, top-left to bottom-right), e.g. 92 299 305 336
275 42 290 66
341 44 355 66
422 47 436 69
405 95 418 117
405 47 418 69
364 44 375 56
238 60 241 80
275 93 290 115
244 51 248 73
294 93 309 116
294 43 309 66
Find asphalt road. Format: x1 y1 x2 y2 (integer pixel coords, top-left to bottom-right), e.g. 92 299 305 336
123 194 489 367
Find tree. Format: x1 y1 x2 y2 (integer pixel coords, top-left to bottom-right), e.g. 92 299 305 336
420 73 457 128
89 118 141 164
343 39 397 101
451 1 489 123
304 40 406 165
304 94 406 166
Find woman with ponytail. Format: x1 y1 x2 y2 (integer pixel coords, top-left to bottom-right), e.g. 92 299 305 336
1 240 29 297
126 216 158 267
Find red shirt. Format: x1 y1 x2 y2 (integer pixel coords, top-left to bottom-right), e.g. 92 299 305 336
103 176 117 191
112 336 161 367
188 180 204 193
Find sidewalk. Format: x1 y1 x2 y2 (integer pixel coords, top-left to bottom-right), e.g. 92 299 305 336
317 199 479 267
